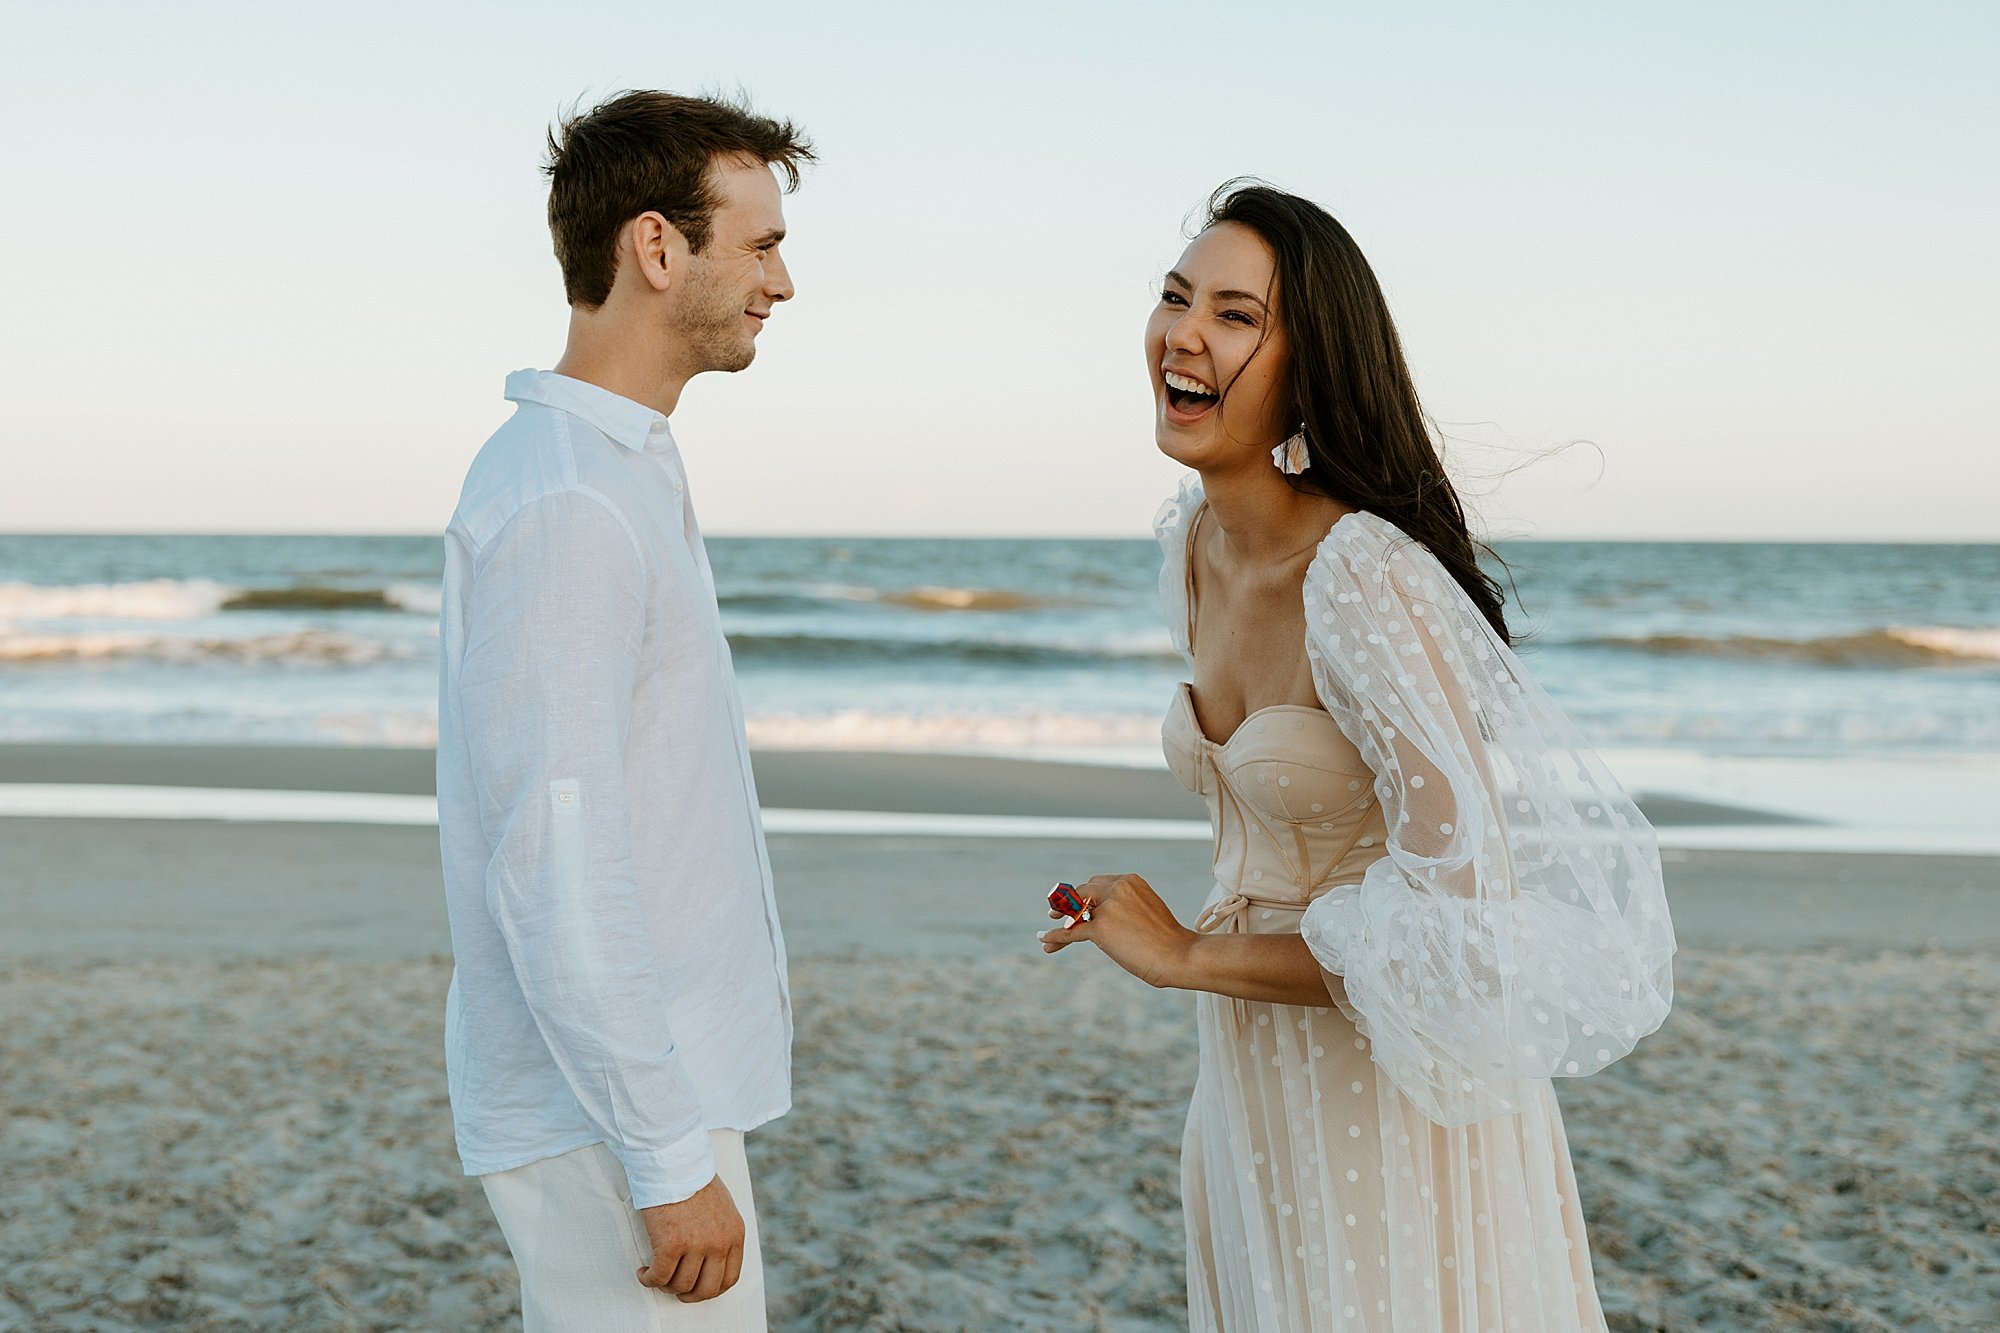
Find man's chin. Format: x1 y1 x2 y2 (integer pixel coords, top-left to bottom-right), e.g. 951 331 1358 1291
679 322 758 376
709 336 757 374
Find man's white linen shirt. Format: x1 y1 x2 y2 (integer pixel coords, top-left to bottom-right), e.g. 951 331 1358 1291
437 369 791 1209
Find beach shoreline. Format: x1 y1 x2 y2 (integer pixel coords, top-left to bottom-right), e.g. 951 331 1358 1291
7 740 2000 861
0 739 1946 826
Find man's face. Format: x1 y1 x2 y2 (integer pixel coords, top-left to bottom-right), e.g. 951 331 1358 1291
668 157 794 373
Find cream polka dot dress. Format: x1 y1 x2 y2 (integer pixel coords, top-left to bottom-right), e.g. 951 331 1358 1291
1156 475 1675 1332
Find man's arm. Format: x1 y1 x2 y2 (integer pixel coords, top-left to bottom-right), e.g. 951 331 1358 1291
462 490 747 1301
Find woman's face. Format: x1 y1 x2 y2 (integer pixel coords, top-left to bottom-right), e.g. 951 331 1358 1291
1146 222 1292 469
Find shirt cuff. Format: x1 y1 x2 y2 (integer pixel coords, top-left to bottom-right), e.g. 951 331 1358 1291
611 1127 720 1210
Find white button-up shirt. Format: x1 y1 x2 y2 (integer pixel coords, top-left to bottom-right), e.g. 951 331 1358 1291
437 369 791 1208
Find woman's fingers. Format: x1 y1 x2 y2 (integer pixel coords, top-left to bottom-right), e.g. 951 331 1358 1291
1038 919 1091 953
1048 872 1128 944
1040 873 1141 952
1079 874 1135 913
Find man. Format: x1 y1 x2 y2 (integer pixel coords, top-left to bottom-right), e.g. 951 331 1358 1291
436 90 812 1331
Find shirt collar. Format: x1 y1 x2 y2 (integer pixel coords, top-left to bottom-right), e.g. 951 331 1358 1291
503 369 678 456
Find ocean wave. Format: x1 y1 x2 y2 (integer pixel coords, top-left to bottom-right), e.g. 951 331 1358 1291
386 582 443 617
1889 627 2000 662
719 584 1073 614
0 579 233 621
0 577 438 621
717 586 881 614
0 710 440 747
746 700 2000 760
744 709 1167 756
0 572 442 620
1585 627 2000 669
877 586 1064 612
220 585 395 612
1570 707 2000 752
218 582 439 615
0 629 414 667
728 630 1178 668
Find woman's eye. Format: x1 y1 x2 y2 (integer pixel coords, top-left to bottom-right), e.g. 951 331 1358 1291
1160 291 1187 306
1222 310 1255 325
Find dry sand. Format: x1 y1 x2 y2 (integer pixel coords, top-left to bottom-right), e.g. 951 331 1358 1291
3 762 1998 1328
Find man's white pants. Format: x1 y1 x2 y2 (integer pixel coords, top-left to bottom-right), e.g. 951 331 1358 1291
481 1130 766 1332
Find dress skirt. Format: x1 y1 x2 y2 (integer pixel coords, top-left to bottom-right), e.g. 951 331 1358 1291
1180 974 1608 1333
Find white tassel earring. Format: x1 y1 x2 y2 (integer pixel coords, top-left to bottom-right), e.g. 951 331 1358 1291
1272 427 1310 475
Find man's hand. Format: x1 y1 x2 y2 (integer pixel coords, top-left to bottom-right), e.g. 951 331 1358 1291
636 1174 745 1303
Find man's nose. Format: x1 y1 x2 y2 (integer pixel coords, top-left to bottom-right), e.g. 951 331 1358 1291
766 252 795 303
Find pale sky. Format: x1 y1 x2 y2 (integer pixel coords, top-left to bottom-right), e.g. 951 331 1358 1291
3 1 1994 540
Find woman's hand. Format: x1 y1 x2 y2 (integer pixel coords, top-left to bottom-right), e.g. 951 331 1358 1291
1038 873 1196 989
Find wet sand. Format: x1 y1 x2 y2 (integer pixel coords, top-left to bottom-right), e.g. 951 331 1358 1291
0 742 1815 828
2 818 1995 962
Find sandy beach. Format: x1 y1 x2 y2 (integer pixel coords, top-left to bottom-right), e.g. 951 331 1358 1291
3 748 1998 1330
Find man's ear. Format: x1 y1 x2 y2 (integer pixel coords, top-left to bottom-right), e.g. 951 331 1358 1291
624 211 688 295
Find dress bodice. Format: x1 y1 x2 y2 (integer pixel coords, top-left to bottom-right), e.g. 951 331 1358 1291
1153 468 1674 1129
1162 682 1387 934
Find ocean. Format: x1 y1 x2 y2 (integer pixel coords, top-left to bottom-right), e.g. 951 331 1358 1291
2 531 1997 762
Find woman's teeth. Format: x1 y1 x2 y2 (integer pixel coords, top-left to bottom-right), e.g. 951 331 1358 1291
1164 370 1217 413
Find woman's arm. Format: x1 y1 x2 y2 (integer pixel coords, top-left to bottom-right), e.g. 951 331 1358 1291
1037 873 1347 1008
1293 518 1676 1125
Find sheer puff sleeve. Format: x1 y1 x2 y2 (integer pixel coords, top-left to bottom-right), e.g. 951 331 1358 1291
1296 512 1676 1127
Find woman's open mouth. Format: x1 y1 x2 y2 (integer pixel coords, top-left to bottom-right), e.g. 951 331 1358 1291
1163 369 1218 421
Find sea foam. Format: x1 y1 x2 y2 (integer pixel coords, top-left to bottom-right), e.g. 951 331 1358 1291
1588 626 2000 668
0 579 233 621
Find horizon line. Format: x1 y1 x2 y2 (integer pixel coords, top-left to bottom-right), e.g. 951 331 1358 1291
3 528 1997 546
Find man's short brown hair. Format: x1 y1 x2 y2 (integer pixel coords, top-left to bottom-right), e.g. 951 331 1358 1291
543 90 814 308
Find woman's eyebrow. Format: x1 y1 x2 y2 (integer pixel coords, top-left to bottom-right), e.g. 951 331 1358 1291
1164 270 1267 309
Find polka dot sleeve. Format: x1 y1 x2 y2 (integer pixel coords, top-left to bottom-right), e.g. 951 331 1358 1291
1296 511 1677 1127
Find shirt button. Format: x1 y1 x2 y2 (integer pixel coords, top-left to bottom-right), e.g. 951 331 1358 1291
558 791 575 804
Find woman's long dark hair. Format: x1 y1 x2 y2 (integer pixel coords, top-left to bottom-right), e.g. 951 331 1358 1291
1204 180 1512 644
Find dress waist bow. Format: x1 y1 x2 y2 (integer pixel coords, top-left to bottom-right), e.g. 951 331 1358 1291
1194 891 1312 936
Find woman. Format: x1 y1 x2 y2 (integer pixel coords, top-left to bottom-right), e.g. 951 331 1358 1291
1037 182 1676 1332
